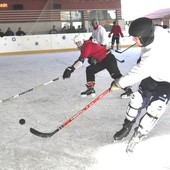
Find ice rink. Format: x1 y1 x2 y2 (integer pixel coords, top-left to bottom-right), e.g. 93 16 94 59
0 47 170 170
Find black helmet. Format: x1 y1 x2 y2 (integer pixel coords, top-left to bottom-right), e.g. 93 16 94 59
129 17 155 46
113 21 117 24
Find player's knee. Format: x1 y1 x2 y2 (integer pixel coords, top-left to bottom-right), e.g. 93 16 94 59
126 104 138 121
86 65 93 74
147 100 167 117
130 91 143 108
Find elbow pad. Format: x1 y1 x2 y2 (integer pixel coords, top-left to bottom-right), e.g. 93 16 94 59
73 57 84 69
74 61 83 69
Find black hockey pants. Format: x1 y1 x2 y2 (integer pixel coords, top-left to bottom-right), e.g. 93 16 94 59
85 53 122 83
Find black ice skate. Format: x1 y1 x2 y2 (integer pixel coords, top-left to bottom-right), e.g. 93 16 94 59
120 87 133 99
126 130 145 154
81 85 96 98
113 119 135 142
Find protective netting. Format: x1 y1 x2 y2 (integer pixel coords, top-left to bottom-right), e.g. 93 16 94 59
27 0 60 35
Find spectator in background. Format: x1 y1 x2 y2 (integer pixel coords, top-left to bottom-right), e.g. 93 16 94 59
67 25 77 33
61 26 67 33
163 25 168 29
155 24 168 29
77 25 87 33
49 25 58 34
81 24 87 33
0 29 5 37
76 25 82 33
5 27 14 36
108 21 124 50
16 27 26 36
90 19 108 47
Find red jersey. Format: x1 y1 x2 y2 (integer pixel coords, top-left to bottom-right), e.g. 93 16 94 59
80 40 107 62
110 25 123 37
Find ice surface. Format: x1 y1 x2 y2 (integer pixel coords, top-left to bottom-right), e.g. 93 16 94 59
0 48 170 170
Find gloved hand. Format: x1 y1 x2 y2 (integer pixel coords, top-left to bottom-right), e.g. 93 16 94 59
63 66 75 79
110 80 119 91
88 57 98 65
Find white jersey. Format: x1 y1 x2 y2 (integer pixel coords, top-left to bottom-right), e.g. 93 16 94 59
117 26 170 88
92 25 108 46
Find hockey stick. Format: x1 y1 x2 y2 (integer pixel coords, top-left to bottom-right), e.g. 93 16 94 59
115 43 136 54
30 88 110 138
0 76 61 104
107 50 125 63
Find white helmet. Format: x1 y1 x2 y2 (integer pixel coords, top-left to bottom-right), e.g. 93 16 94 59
74 34 85 44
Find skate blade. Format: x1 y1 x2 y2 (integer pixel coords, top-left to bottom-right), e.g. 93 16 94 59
113 137 125 143
126 147 134 155
113 139 118 143
120 95 131 99
81 93 96 98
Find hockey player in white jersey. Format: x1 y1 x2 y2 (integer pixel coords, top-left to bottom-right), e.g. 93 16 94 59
110 17 170 153
90 19 108 47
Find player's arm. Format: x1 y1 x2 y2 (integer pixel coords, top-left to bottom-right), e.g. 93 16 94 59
62 57 85 79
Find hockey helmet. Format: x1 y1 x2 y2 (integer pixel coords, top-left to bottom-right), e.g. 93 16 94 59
113 20 117 24
91 19 99 25
129 17 155 46
74 34 85 44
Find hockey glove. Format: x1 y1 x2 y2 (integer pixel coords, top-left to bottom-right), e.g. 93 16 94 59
88 57 98 65
63 66 75 79
121 87 133 98
108 33 111 38
110 80 119 91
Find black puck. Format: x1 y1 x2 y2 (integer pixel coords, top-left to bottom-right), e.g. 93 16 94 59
19 119 25 125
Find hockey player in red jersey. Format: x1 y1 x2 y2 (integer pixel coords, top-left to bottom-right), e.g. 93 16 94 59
108 21 124 50
63 34 132 98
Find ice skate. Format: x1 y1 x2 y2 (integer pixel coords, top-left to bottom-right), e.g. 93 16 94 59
81 85 96 98
113 119 135 142
126 130 145 154
113 127 131 142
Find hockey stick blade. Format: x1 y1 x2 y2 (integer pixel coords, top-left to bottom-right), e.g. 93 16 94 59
30 88 110 138
30 127 61 138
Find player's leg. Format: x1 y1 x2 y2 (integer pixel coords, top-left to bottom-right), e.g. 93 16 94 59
126 82 170 153
81 63 106 98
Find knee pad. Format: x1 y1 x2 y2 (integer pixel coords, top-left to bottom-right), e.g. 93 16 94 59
126 105 139 121
138 97 168 135
126 91 143 121
130 91 143 108
147 99 167 118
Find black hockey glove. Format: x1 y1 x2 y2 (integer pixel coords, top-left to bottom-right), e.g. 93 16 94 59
89 36 93 41
63 66 75 79
88 57 98 65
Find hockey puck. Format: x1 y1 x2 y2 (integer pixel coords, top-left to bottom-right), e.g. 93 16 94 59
19 119 25 125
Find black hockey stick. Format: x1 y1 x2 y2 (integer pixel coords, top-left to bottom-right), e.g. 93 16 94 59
30 88 110 138
107 50 125 63
115 43 136 54
0 76 61 104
